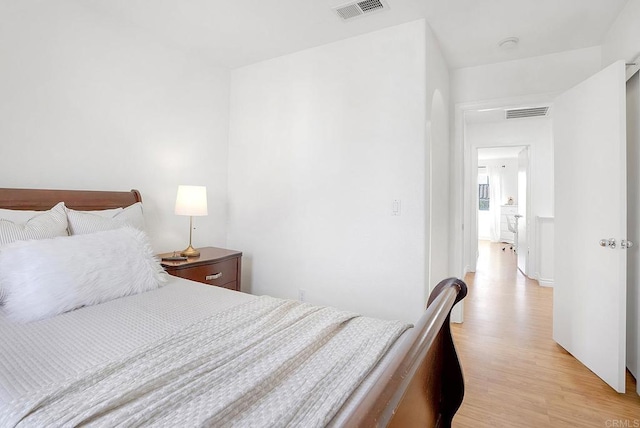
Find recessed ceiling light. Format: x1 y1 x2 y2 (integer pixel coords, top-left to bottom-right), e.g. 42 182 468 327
498 37 519 50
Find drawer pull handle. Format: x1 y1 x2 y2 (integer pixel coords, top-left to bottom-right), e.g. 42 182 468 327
206 272 223 281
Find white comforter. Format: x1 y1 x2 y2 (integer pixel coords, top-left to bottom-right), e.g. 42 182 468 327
1 286 408 427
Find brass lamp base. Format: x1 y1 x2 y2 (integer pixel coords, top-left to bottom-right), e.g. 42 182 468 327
180 245 200 258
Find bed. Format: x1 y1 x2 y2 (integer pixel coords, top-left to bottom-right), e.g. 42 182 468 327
0 187 467 427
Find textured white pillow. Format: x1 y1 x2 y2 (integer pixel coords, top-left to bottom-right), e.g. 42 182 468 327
0 226 166 323
0 202 69 247
67 202 145 235
0 206 122 223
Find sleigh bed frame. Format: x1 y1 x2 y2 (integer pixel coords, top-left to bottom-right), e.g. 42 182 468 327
0 187 467 427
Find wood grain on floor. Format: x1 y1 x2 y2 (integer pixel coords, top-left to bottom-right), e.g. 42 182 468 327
452 240 640 427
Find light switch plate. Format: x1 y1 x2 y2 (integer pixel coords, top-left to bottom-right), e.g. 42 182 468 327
392 199 401 216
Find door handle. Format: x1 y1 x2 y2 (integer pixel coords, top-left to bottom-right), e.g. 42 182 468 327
599 238 617 249
621 239 634 249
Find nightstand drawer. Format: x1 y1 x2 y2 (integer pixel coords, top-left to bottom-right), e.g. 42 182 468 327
159 247 242 291
171 258 238 287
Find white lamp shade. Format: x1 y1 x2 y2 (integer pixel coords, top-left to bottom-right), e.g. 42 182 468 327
175 185 208 216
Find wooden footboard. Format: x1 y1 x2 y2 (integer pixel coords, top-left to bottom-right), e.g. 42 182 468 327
331 277 468 428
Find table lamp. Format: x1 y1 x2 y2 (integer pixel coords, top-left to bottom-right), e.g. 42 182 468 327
175 185 208 257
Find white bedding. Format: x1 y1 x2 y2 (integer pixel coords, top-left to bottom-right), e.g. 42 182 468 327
0 277 410 427
0 277 254 409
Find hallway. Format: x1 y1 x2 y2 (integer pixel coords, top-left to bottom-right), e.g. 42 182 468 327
452 240 639 427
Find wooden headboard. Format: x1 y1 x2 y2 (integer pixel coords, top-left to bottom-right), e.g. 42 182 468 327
0 188 142 211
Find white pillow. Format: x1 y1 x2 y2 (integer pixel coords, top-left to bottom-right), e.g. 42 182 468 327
67 202 145 235
0 226 166 323
0 206 122 223
0 202 69 247
0 208 43 224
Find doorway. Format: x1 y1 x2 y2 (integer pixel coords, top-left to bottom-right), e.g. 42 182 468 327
451 96 555 323
476 146 529 275
462 104 552 281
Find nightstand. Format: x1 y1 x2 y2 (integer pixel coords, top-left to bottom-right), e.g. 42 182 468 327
159 247 242 291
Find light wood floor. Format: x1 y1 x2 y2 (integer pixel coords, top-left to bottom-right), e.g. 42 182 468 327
451 241 640 427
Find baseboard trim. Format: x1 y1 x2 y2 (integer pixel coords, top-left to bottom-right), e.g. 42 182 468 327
463 264 473 276
538 278 554 287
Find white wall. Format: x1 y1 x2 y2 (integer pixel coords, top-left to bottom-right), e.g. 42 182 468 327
0 1 230 253
536 216 555 286
228 20 435 323
602 0 640 67
478 211 492 240
425 23 452 298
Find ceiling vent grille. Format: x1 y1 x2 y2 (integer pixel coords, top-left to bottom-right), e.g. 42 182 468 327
333 0 389 21
505 106 549 119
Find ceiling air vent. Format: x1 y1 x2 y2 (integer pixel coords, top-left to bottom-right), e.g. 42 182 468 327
505 106 549 119
333 0 389 21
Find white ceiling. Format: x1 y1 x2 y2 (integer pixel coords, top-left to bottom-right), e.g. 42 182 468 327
423 0 628 68
78 0 628 69
81 0 428 69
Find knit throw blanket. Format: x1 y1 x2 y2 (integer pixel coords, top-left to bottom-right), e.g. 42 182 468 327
3 296 409 427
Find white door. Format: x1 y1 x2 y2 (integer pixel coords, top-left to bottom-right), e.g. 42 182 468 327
516 147 528 275
626 68 640 395
553 60 627 392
